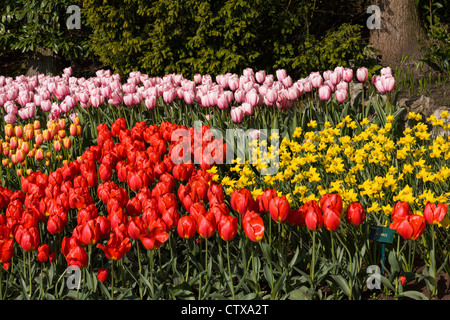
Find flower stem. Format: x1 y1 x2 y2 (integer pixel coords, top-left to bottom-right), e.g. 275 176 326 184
185 240 190 282
310 231 316 289
111 260 114 300
226 241 235 300
28 251 32 299
136 242 143 299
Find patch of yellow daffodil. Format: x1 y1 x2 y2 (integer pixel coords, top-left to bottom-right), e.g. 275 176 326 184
217 111 450 227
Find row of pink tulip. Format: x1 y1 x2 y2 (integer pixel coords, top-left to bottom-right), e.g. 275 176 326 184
0 65 396 125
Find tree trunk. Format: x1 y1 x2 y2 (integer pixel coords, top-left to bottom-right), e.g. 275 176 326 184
369 0 424 66
26 48 65 77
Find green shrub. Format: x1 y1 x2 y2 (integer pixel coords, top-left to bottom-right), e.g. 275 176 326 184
81 0 373 78
418 19 450 75
0 0 92 62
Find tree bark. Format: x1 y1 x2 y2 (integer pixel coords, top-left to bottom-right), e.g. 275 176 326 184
369 0 424 66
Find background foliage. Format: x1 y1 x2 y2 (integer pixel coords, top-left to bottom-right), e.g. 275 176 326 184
0 0 448 78
0 0 92 63
78 0 373 78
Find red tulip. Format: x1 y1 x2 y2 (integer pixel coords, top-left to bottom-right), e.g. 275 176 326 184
138 217 169 250
190 179 209 203
0 237 14 263
47 211 68 235
79 219 101 246
178 185 199 212
286 208 306 227
230 188 255 215
20 209 40 229
127 216 145 240
302 200 323 231
189 202 207 224
157 193 178 215
111 118 127 137
37 244 49 262
161 206 180 231
66 245 88 268
62 236 82 258
107 207 128 231
423 202 447 225
196 211 216 239
97 233 131 260
218 214 238 241
323 206 341 231
77 204 99 225
389 214 426 240
320 193 343 214
172 163 194 181
49 252 56 263
257 188 277 214
177 215 197 239
95 215 111 239
97 268 108 282
269 196 290 223
209 203 229 225
15 225 40 251
127 170 148 191
207 183 225 204
242 210 264 242
99 163 113 181
345 202 366 226
391 201 411 222
69 187 94 209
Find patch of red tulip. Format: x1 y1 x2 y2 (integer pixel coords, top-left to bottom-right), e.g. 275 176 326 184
0 118 251 268
389 201 426 240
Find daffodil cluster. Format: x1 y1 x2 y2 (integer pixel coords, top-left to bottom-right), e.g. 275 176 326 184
218 111 450 227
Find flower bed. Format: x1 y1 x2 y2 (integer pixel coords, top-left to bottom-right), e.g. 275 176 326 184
0 66 449 300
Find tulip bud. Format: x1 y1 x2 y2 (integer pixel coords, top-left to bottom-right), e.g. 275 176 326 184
35 134 43 146
62 137 72 150
70 124 77 136
269 196 290 223
33 120 41 130
97 268 108 282
423 202 447 225
24 128 34 141
37 244 49 263
58 118 66 130
53 139 62 152
72 116 80 126
318 85 331 101
15 149 25 163
10 136 17 149
58 130 66 139
5 124 14 137
20 141 30 154
35 148 44 161
356 67 368 82
14 125 23 138
346 202 366 226
43 129 52 141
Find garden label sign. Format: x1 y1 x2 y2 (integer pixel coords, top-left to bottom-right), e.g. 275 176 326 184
369 226 395 274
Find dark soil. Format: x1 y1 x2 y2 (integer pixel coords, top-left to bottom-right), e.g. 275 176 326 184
0 50 107 79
